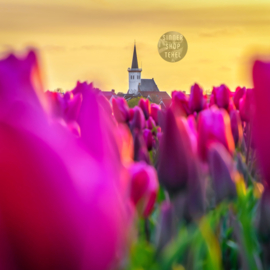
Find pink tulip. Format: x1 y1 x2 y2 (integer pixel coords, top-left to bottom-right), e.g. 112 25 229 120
0 50 130 270
197 106 235 161
150 103 161 125
171 90 190 117
112 97 130 123
138 98 151 119
189 83 204 113
129 161 159 217
233 86 246 110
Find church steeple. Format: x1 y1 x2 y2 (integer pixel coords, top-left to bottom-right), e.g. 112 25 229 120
131 43 139 69
128 42 142 94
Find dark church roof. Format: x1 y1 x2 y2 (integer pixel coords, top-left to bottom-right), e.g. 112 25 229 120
131 45 139 69
139 79 159 92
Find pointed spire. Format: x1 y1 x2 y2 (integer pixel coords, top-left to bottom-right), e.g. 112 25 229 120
131 43 139 69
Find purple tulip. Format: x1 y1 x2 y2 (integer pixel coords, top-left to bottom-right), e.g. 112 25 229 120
143 128 153 151
215 84 231 109
230 109 243 147
133 129 150 164
129 106 146 131
157 108 192 194
146 116 156 131
189 83 204 113
208 142 237 203
253 60 270 186
239 88 254 123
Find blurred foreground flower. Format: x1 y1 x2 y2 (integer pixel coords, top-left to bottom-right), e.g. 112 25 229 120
0 50 130 270
208 143 237 203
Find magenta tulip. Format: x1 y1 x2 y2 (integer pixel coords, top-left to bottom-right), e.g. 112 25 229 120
171 90 190 117
233 86 246 110
239 88 254 122
189 83 204 113
112 97 130 123
0 50 130 270
253 60 270 185
215 84 230 109
197 106 235 161
150 103 161 125
128 161 159 217
129 106 146 131
143 128 153 151
139 98 151 119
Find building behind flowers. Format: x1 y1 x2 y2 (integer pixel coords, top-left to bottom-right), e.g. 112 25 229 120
101 43 172 108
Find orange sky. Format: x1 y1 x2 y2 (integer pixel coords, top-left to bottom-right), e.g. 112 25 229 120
0 0 270 94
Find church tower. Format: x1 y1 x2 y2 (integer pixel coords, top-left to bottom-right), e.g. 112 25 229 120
128 43 142 94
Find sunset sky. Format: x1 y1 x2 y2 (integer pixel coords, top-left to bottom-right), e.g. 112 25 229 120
0 0 270 94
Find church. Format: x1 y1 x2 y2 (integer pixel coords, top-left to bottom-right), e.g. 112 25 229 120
101 43 171 108
127 43 160 94
123 43 171 107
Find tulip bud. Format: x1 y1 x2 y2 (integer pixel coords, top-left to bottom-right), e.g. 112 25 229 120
171 90 190 117
239 88 254 122
215 84 230 109
133 129 150 164
138 98 151 119
233 86 246 110
157 108 191 195
129 106 146 131
208 142 237 203
146 116 156 131
112 97 130 123
129 161 159 218
143 129 153 151
230 110 243 147
189 83 204 113
150 103 161 125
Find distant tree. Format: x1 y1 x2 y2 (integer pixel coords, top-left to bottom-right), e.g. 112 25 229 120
55 88 64 94
149 94 161 104
127 97 141 108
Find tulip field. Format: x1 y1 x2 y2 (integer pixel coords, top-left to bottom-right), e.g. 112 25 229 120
0 49 270 270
